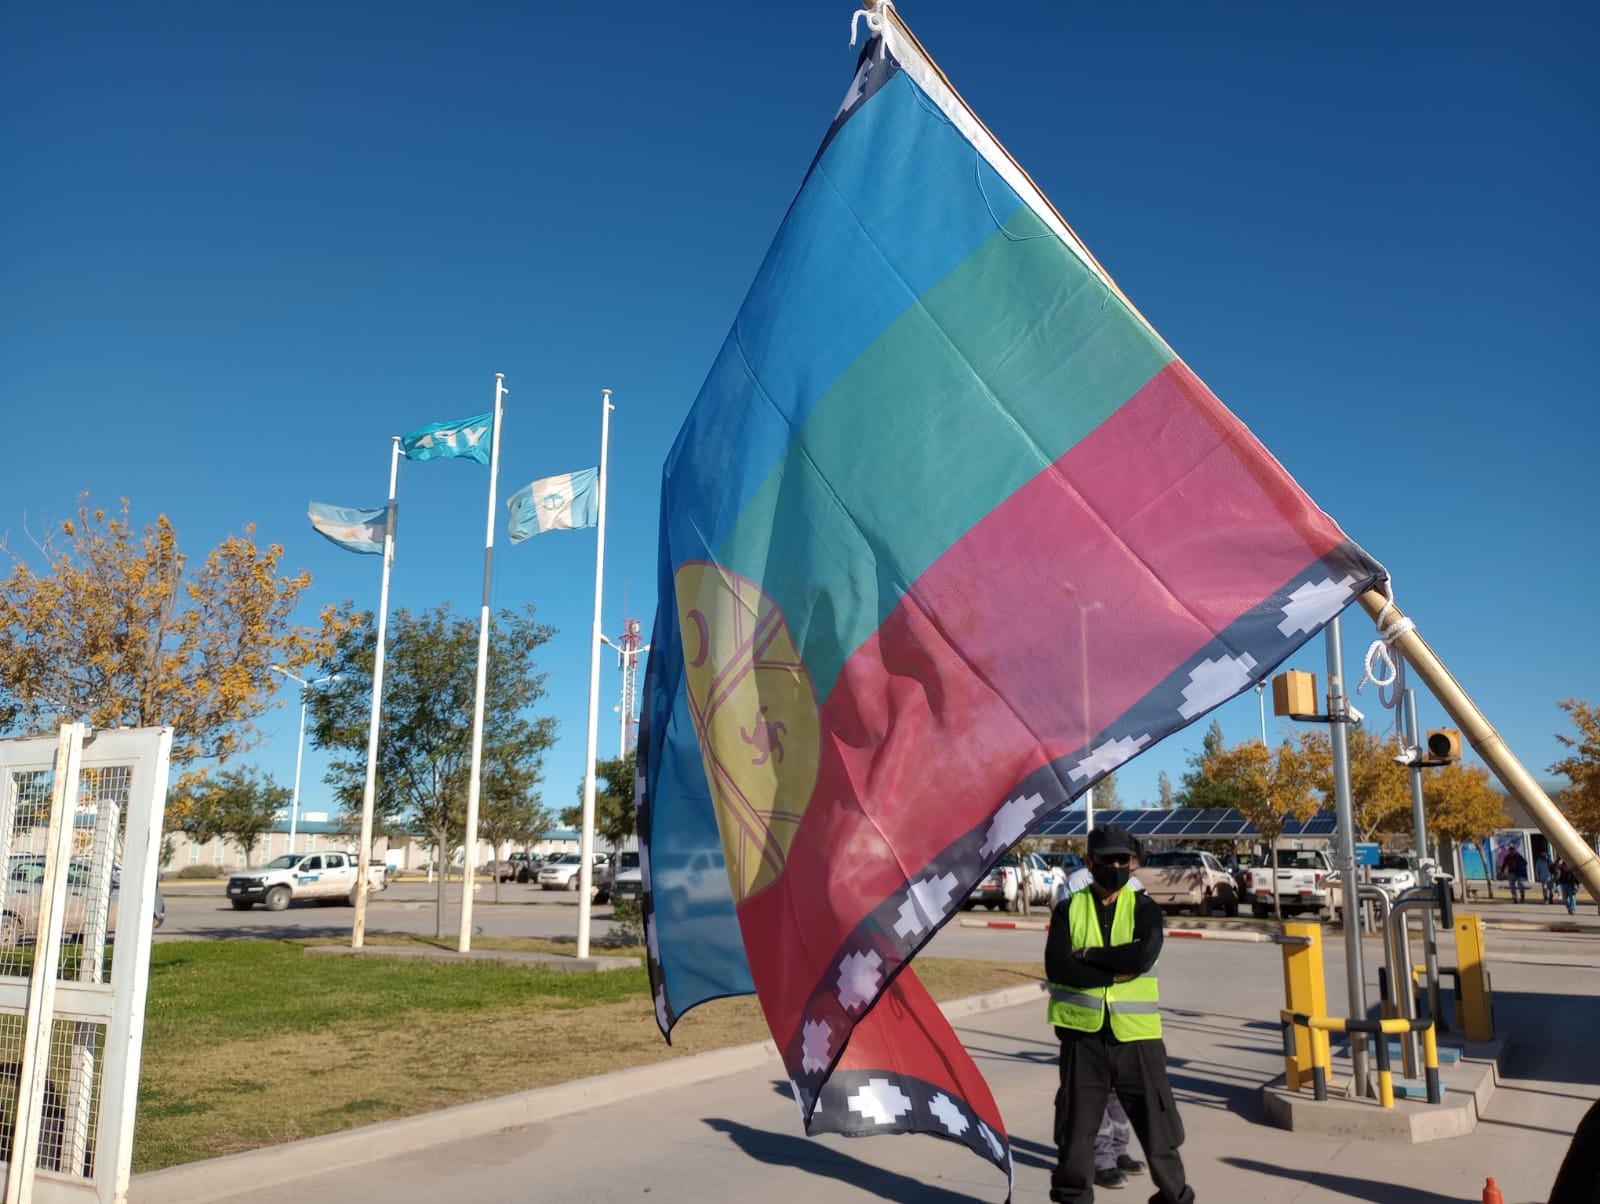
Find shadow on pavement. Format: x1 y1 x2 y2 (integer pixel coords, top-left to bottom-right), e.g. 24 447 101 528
1491 989 1600 1089
1221 1157 1465 1203
703 1118 987 1203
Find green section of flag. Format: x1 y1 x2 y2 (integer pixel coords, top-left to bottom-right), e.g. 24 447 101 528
718 205 1174 702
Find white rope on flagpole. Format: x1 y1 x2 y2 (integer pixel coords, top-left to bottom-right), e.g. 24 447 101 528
352 436 401 949
576 389 614 960
458 373 507 953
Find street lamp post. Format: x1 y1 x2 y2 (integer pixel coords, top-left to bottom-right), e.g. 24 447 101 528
272 667 339 858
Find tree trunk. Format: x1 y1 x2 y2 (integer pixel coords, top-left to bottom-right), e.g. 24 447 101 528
493 842 503 905
434 826 449 938
1475 839 1496 899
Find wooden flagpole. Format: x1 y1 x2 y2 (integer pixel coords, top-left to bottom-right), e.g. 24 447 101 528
1358 589 1600 902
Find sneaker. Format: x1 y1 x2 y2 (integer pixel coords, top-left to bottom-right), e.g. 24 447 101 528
1116 1154 1147 1175
1094 1168 1128 1189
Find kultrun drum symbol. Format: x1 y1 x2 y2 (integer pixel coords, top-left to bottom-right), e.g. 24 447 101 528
676 562 819 902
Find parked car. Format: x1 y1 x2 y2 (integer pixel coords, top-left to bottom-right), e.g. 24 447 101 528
1139 849 1240 916
966 852 1057 912
225 852 388 912
536 853 613 902
1245 847 1344 919
609 851 643 903
481 858 519 882
1038 850 1086 879
509 851 543 883
1369 853 1418 900
0 856 123 946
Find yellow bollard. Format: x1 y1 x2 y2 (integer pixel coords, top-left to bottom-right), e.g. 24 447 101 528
1454 914 1494 1040
1280 923 1327 1090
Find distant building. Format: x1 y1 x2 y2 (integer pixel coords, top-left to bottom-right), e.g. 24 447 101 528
163 811 635 874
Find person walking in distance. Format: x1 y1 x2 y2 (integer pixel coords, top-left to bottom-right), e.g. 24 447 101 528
1535 848 1555 904
1046 826 1194 1203
1503 846 1529 904
1555 857 1580 915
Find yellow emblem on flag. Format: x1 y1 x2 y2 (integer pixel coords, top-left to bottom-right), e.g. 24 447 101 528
675 562 819 902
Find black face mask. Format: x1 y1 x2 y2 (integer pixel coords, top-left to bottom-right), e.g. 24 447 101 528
1091 862 1130 892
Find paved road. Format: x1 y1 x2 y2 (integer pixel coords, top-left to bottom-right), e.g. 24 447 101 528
155 881 1596 968
174 929 1600 1204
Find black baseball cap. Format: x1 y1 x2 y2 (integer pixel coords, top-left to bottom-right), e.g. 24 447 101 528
1087 826 1135 857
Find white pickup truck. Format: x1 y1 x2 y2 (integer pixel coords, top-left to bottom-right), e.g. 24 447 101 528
226 852 388 912
1245 848 1345 919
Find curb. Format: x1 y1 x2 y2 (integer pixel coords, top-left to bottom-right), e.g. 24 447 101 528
1166 927 1272 943
1483 919 1599 935
127 981 1047 1204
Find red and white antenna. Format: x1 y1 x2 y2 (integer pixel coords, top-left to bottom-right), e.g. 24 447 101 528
602 616 650 757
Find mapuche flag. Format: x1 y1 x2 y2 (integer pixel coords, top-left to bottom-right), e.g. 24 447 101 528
638 15 1386 1191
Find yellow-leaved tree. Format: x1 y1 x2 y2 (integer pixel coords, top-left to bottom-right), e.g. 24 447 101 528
1202 734 1324 918
1551 699 1600 843
0 499 345 816
1421 761 1510 897
1323 727 1414 841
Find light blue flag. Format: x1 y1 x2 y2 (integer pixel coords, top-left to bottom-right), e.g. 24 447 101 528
400 412 493 464
307 502 389 555
506 467 598 543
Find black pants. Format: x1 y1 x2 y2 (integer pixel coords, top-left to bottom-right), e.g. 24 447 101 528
1051 1034 1195 1204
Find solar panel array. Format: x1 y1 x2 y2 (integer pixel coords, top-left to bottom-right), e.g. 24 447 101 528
1030 807 1339 840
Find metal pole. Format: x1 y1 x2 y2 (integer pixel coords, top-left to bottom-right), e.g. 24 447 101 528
576 389 614 959
1404 688 1444 1032
1257 681 1268 745
352 437 401 950
290 693 306 858
459 373 506 953
1325 617 1369 1096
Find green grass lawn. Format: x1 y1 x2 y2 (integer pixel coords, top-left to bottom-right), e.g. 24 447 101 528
134 938 1042 1172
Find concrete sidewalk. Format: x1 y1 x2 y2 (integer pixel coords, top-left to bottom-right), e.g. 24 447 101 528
128 932 1597 1204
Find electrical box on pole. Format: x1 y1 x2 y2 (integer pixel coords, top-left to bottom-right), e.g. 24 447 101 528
1272 670 1318 719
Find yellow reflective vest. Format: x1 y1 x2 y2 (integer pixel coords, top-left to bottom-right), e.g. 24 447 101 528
1047 888 1162 1040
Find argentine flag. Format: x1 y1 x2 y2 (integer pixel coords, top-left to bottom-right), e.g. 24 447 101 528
506 468 598 543
308 502 388 555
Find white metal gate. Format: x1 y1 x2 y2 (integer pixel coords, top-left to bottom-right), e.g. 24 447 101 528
0 725 171 1204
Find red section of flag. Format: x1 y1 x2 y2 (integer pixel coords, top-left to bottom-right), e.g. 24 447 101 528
740 360 1357 1047
830 969 1006 1132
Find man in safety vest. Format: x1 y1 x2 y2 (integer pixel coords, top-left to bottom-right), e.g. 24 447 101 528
1045 825 1194 1203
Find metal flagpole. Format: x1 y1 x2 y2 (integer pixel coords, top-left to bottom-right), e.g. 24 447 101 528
1403 687 1444 1037
352 437 401 950
1357 589 1600 902
458 373 507 953
1325 616 1369 1095
576 389 614 959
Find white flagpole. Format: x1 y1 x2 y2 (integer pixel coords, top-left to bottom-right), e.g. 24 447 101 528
458 373 507 953
576 389 614 959
352 436 401 949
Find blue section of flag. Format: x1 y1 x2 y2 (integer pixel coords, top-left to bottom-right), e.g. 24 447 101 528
644 63 1028 1026
307 502 388 555
636 623 750 1028
400 411 493 464
661 66 1024 572
505 467 598 543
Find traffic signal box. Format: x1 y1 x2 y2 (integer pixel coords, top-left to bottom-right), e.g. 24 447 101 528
1272 670 1318 719
1426 728 1462 762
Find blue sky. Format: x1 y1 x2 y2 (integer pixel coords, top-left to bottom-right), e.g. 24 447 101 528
4 2 1595 823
